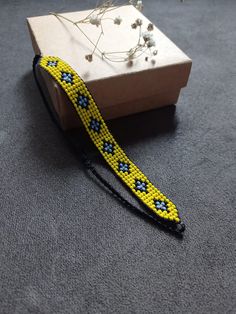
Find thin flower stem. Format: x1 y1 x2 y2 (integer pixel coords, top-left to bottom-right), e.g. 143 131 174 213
103 55 128 62
104 46 148 63
133 47 149 59
104 50 131 54
92 31 103 55
100 20 105 34
73 23 104 54
137 25 142 45
50 12 74 24
83 4 99 20
99 9 107 34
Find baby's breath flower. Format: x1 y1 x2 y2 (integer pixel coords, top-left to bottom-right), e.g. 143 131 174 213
114 16 122 25
153 50 158 56
135 18 143 26
131 22 137 29
145 56 149 61
136 0 143 11
147 23 154 31
85 54 93 62
142 31 153 42
127 60 133 67
89 14 101 27
147 38 156 48
129 0 135 4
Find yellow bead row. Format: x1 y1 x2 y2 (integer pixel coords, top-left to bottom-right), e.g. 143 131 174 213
39 56 181 224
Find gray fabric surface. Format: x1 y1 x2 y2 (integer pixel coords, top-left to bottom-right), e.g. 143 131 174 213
0 0 236 313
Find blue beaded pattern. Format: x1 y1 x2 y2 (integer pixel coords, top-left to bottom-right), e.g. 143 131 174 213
90 118 101 133
47 60 58 67
61 72 73 84
103 141 114 154
77 95 89 109
118 162 130 173
154 199 167 210
135 179 148 193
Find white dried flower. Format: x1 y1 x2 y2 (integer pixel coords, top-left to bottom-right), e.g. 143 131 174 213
129 0 135 4
153 50 158 56
131 22 137 29
89 14 101 27
142 31 153 42
85 54 93 62
114 16 122 25
135 18 143 26
127 60 133 67
147 23 154 31
147 38 156 48
136 0 143 11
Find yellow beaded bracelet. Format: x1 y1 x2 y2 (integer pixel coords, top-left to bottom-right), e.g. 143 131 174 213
38 55 185 233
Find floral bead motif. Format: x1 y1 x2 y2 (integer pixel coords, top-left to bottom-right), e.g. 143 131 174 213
154 199 167 211
118 161 130 173
47 60 58 67
135 179 148 193
77 95 89 109
90 118 101 133
61 72 73 84
103 141 114 154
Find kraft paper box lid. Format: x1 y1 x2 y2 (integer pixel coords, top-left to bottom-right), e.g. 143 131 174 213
27 5 192 129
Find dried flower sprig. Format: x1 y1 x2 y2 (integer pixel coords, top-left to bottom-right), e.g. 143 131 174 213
50 0 158 65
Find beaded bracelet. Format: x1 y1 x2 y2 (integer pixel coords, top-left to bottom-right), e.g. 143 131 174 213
38 55 185 233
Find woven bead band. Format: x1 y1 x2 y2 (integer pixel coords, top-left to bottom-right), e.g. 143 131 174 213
39 56 184 229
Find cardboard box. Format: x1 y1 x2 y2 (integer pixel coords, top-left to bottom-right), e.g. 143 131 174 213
27 5 192 129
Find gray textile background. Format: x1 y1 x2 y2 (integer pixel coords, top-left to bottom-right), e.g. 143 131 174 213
0 0 236 313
